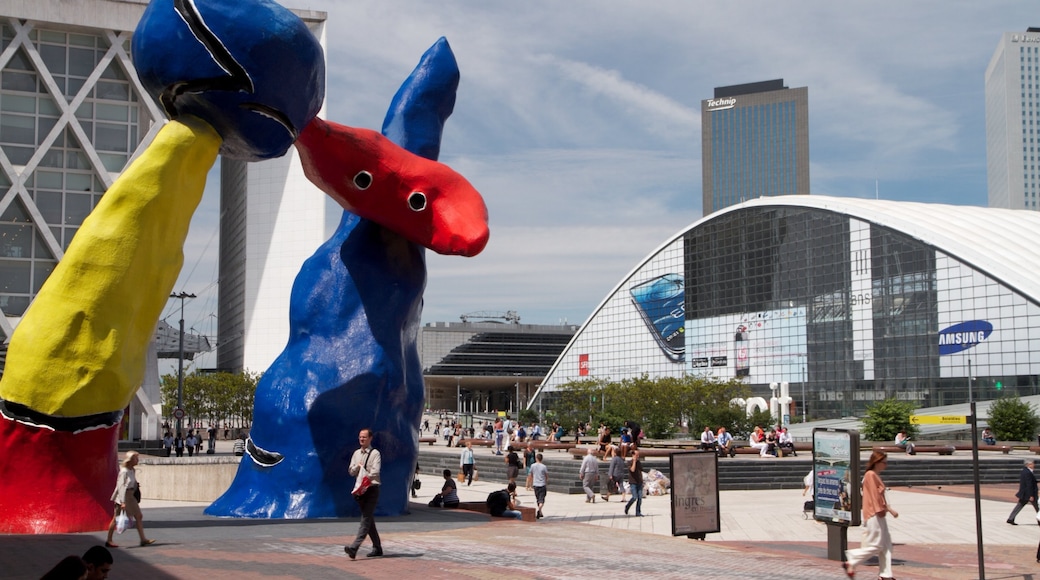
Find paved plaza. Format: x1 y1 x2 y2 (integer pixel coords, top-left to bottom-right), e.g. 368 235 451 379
6 441 1040 579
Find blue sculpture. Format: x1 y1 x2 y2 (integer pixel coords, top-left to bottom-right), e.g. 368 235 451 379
207 38 472 518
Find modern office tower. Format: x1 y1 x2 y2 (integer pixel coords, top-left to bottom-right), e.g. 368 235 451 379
986 28 1040 211
0 1 328 433
701 79 810 215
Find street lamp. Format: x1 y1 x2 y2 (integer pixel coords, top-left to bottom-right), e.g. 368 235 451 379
170 291 196 436
513 373 521 414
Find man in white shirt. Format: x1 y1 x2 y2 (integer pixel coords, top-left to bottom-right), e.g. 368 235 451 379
699 426 717 452
345 428 383 559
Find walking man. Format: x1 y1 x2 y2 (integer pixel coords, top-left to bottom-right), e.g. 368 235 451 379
1008 459 1038 525
345 428 383 559
460 440 475 485
579 447 598 503
530 452 548 518
624 449 644 516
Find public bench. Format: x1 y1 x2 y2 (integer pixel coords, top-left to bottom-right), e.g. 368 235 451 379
419 437 437 446
507 441 574 452
873 444 955 455
458 438 494 447
952 443 1012 454
456 501 536 522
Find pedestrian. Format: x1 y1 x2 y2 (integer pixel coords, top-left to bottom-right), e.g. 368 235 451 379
530 452 548 519
505 447 521 485
82 545 113 580
105 451 156 548
843 450 899 579
981 427 996 446
161 431 173 456
344 428 383 560
716 427 734 457
895 430 915 455
486 482 524 520
428 469 460 508
597 423 612 452
524 443 537 491
606 444 626 502
174 432 185 457
699 426 716 452
579 447 599 503
411 462 420 498
185 430 197 457
40 555 86 580
1008 459 1038 525
624 449 644 516
460 440 475 485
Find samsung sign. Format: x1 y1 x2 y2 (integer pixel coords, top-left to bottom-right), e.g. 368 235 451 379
938 320 993 355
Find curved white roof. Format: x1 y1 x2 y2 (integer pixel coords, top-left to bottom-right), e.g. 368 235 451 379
730 195 1040 306
532 195 1040 398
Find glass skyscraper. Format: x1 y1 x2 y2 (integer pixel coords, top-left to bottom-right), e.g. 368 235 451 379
986 28 1040 211
701 79 809 216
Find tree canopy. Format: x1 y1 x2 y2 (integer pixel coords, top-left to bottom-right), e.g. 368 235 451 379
160 370 259 431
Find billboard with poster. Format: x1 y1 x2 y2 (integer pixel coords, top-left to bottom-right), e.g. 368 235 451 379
812 428 861 526
669 451 720 537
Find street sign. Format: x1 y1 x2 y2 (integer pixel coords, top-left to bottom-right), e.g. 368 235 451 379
173 408 185 420
909 414 966 425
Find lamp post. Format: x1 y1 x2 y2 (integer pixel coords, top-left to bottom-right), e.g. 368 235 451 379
170 292 195 436
513 373 521 414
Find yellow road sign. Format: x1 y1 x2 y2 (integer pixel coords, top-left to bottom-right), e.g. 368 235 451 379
910 415 967 425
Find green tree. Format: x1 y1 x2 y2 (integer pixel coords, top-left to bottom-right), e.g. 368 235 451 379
517 408 539 425
860 398 918 441
160 370 259 431
988 396 1040 442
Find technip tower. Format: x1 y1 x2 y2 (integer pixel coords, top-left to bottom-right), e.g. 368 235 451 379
701 79 809 216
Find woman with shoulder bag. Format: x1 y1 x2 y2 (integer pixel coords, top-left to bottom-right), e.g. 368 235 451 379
105 451 156 548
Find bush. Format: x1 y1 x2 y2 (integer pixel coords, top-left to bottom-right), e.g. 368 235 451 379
988 397 1040 442
860 399 918 442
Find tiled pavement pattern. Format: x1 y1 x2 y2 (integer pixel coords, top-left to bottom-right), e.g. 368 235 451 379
7 438 1040 578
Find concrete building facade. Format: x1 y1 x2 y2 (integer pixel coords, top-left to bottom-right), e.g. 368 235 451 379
986 27 1040 211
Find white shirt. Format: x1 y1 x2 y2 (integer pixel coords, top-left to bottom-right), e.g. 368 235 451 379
701 430 716 444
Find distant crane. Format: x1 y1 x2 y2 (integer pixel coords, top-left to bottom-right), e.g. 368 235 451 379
459 310 520 324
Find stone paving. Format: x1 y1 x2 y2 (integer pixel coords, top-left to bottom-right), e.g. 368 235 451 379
7 437 1040 578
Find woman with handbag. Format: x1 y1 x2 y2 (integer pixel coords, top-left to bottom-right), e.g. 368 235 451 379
105 451 156 548
843 450 898 579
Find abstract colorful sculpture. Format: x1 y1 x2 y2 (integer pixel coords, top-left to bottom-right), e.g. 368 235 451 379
207 37 488 519
0 0 324 533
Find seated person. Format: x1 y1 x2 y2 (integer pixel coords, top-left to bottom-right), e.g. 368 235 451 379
487 482 523 520
619 428 633 451
749 426 769 457
428 469 460 508
555 424 566 442
763 429 779 457
778 427 796 457
699 426 717 451
894 430 915 455
981 427 996 446
716 427 735 457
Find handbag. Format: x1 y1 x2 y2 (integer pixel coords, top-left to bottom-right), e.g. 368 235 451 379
115 513 131 534
352 450 373 497
457 472 465 483
133 485 141 503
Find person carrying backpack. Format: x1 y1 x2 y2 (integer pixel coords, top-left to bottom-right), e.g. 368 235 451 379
487 482 522 520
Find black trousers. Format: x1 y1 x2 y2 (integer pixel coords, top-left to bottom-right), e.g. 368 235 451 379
1008 498 1039 522
349 485 381 551
462 463 474 485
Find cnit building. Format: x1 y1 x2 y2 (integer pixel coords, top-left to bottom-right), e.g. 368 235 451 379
0 0 329 437
530 195 1040 421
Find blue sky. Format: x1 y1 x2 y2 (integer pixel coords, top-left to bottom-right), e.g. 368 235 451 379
163 0 1035 372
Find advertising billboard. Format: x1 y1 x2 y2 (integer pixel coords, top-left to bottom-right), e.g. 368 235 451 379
670 451 720 537
812 428 861 526
686 307 807 382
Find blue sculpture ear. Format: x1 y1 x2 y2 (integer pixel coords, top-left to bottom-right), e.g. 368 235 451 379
132 0 325 161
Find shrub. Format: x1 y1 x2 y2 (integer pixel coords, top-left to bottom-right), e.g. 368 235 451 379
860 399 918 442
988 397 1040 442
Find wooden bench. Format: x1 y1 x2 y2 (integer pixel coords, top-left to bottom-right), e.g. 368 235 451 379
874 445 955 455
458 438 494 447
508 441 573 452
952 443 1012 454
457 501 536 522
419 437 437 446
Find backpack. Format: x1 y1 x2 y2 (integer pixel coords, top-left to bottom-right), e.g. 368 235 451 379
486 489 510 516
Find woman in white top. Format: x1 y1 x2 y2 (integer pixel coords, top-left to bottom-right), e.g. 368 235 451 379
105 451 155 548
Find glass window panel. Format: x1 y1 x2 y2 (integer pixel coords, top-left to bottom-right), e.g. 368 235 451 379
64 192 91 225
35 170 62 189
33 259 56 292
95 103 127 122
63 226 77 249
65 149 89 170
100 62 127 81
39 30 65 43
33 231 54 260
36 190 62 223
0 223 31 257
99 153 127 172
0 259 30 292
38 98 59 116
37 117 57 144
66 172 91 191
0 113 35 144
2 71 37 92
95 122 127 151
39 43 66 74
0 197 29 222
69 34 94 47
37 148 63 168
68 47 95 76
75 101 93 119
67 77 86 98
0 294 30 316
95 81 129 101
7 48 31 70
4 145 33 165
1 94 35 113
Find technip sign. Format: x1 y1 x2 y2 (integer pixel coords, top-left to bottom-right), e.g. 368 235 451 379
706 97 736 111
938 320 993 355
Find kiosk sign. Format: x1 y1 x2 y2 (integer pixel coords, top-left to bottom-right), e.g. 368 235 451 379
669 451 720 537
812 428 861 527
